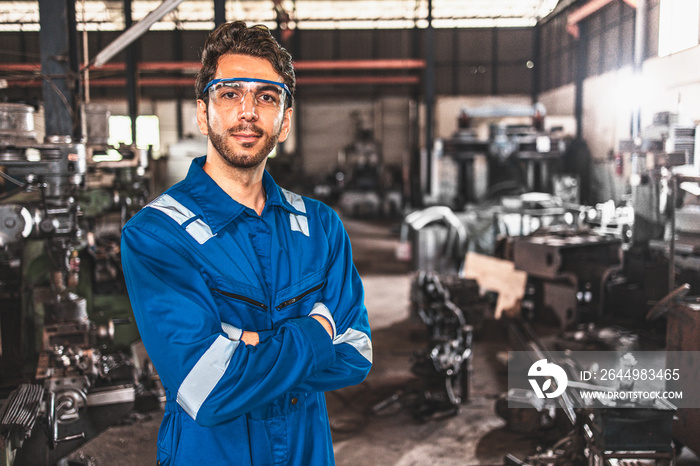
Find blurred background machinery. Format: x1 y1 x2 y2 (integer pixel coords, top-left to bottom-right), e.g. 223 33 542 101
3 0 700 464
313 109 404 219
0 101 159 464
398 98 700 462
431 103 571 209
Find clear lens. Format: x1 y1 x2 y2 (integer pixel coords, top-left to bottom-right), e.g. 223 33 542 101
209 80 285 110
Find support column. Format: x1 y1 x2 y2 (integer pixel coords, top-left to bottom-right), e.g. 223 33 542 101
531 23 541 104
214 0 226 27
125 0 138 145
424 0 435 199
38 0 81 138
491 28 498 95
574 22 587 141
631 0 646 140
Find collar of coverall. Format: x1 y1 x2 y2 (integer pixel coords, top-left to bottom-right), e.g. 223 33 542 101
185 156 308 233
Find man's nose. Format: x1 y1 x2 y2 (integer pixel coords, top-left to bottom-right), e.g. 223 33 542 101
237 91 258 120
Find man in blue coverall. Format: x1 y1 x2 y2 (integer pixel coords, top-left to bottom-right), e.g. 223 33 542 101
121 21 372 465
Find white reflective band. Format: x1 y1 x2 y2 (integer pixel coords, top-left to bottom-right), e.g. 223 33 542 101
290 214 310 237
185 218 216 244
221 322 243 341
147 194 215 244
309 302 336 339
177 335 239 420
334 328 372 363
281 188 306 213
281 188 310 236
149 194 193 225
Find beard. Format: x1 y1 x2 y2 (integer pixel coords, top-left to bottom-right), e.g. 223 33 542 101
208 121 281 169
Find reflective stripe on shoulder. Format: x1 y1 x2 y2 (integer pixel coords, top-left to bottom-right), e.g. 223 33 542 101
148 194 194 224
334 328 372 363
281 188 307 213
177 335 239 420
147 194 215 244
185 219 216 244
281 188 309 237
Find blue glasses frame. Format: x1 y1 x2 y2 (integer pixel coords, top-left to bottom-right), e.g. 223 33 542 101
201 77 291 104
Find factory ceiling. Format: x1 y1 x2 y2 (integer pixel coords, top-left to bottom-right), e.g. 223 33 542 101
0 0 560 31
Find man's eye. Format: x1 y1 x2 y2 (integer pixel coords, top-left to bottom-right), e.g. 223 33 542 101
220 90 239 100
258 93 279 104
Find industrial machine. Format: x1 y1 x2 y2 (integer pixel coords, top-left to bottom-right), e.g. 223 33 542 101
313 110 403 218
0 102 156 464
605 111 700 324
374 272 480 422
512 230 623 330
408 272 475 420
431 103 569 208
500 320 679 466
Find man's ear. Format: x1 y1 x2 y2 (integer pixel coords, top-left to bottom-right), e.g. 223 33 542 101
278 107 293 143
196 99 209 136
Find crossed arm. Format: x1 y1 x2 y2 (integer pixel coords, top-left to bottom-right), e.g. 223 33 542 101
121 214 371 425
241 315 333 345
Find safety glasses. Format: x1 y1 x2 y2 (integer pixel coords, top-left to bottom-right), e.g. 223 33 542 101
202 77 291 110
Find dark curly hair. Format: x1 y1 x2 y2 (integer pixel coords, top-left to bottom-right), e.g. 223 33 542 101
195 21 295 108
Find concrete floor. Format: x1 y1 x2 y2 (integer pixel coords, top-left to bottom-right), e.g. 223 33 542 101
61 217 700 466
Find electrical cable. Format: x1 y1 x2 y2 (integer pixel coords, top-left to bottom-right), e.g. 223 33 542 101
0 170 28 187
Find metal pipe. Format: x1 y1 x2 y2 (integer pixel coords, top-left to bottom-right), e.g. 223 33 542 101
294 59 426 70
566 0 616 38
1 59 426 73
298 76 420 85
8 75 421 88
91 0 186 68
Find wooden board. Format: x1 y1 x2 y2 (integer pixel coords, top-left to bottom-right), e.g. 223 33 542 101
462 252 527 319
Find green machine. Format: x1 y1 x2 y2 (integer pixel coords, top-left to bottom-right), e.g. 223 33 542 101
0 103 160 465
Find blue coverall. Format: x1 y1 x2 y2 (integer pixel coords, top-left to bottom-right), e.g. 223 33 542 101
121 156 372 465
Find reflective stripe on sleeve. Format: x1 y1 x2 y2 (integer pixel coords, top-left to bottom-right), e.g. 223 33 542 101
309 302 336 339
334 328 372 363
221 322 243 341
147 194 215 244
177 335 240 420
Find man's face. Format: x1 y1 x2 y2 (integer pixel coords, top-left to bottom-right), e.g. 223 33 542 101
196 54 293 169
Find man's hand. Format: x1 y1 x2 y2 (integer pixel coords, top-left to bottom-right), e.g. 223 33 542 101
311 315 333 338
240 331 259 346
236 316 331 346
